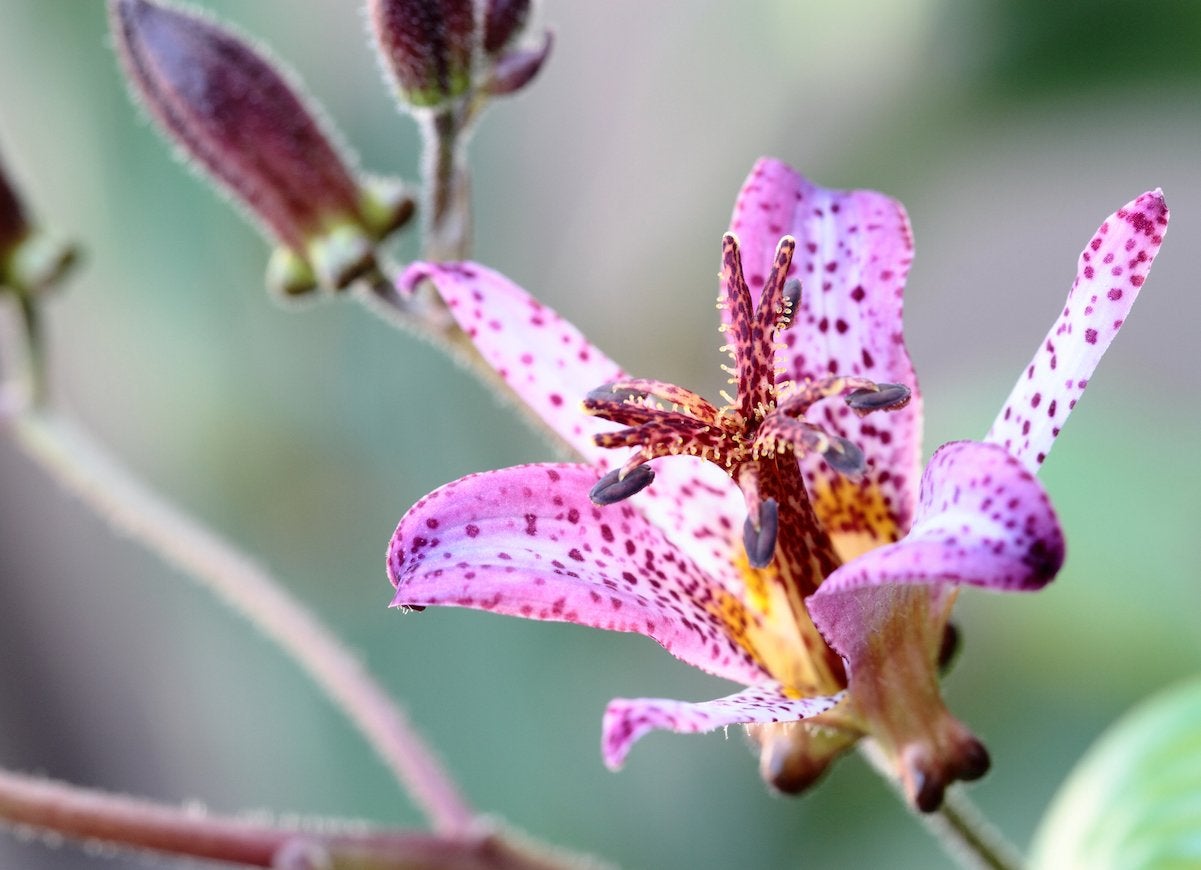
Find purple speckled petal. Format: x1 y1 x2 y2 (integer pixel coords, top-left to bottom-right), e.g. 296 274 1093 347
387 462 770 687
808 439 1064 652
399 260 747 589
399 261 622 462
986 190 1169 472
728 157 923 540
602 684 842 770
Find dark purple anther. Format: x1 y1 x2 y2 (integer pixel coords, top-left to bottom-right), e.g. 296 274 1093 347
846 382 911 413
821 436 866 476
779 278 802 326
742 498 779 569
589 465 655 507
585 383 650 407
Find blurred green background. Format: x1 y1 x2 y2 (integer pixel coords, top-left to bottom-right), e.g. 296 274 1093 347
2 1 1199 868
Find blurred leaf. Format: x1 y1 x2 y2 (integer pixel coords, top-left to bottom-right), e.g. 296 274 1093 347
1029 677 1201 870
943 0 1201 96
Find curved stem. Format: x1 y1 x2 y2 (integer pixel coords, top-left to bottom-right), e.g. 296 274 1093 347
860 740 1023 870
6 409 475 835
0 768 586 870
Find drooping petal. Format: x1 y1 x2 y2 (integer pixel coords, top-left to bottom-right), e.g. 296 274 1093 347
399 260 748 588
986 190 1169 473
387 462 771 687
728 157 923 547
602 684 842 770
810 439 1064 606
804 439 1061 811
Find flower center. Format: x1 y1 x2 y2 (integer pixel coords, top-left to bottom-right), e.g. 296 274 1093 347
582 235 913 694
584 234 910 577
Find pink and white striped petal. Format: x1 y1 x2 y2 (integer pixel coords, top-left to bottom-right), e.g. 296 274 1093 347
602 684 843 769
387 462 770 687
986 190 1169 472
728 157 923 537
399 260 746 589
400 261 623 462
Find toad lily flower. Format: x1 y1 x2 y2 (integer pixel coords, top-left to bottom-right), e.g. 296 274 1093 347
387 158 1167 811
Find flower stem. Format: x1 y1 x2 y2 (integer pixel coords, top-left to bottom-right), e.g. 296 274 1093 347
0 768 590 870
6 409 475 835
419 108 472 261
859 740 1023 870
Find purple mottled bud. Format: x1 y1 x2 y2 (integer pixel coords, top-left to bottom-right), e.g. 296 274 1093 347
482 29 553 97
483 0 531 55
0 150 77 295
748 722 858 796
0 156 29 258
109 0 412 293
369 0 476 109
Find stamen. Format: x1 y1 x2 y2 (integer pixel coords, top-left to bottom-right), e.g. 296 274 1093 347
779 279 802 328
589 464 655 506
821 436 866 476
845 382 911 413
742 497 779 569
585 383 650 405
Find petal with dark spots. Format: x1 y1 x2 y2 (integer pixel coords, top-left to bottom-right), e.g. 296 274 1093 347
986 189 1168 472
727 157 923 538
602 684 842 770
387 462 770 687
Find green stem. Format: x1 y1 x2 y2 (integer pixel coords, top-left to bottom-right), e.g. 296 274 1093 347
860 740 1023 870
7 409 475 836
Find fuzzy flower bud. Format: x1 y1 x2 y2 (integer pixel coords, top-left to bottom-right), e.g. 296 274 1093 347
109 0 413 296
369 0 551 111
368 0 476 109
0 149 78 296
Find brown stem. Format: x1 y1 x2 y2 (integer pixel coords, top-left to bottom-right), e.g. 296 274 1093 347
7 410 475 835
0 768 594 870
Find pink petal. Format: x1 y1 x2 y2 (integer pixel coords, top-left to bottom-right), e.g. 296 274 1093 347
399 261 622 463
399 260 747 587
387 462 770 687
986 190 1168 472
808 439 1064 650
728 157 923 536
602 684 842 770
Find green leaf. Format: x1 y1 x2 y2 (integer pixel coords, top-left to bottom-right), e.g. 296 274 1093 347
1030 677 1201 870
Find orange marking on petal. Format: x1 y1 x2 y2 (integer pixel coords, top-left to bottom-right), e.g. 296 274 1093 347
810 477 903 564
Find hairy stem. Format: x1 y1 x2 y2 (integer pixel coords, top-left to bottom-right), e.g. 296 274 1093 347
860 740 1023 870
0 768 589 870
419 109 472 261
7 409 474 835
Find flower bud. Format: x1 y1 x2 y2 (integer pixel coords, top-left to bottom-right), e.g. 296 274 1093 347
0 150 78 296
368 0 476 109
747 721 858 795
108 0 413 295
483 0 531 55
369 0 551 110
